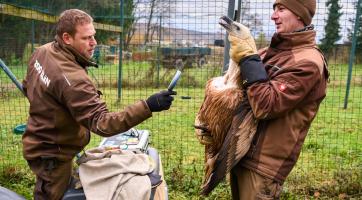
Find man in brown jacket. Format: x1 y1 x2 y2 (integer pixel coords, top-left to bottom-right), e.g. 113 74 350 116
227 0 329 199
22 9 176 200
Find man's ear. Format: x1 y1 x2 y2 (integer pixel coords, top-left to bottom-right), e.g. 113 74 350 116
62 32 73 45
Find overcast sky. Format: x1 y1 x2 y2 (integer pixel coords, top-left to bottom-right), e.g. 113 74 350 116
137 0 359 43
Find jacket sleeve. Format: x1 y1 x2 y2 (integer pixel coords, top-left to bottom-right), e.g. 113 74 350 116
61 78 152 137
245 60 323 119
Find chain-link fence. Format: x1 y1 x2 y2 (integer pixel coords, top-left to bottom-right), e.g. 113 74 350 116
0 0 361 199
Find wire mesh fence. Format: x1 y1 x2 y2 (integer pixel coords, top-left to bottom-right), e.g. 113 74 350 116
0 0 361 199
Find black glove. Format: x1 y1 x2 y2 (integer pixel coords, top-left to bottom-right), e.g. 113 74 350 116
239 54 268 87
146 90 177 112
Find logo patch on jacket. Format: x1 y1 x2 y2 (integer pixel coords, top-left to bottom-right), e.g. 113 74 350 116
279 83 286 92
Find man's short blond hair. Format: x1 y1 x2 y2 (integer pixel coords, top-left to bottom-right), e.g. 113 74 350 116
56 9 93 37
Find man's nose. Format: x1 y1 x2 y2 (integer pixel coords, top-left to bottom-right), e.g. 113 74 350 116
90 37 97 46
271 11 278 20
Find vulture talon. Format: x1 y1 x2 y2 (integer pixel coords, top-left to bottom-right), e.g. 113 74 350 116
194 125 210 133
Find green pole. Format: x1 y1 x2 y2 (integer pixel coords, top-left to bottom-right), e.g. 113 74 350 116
31 20 35 52
118 0 124 100
236 0 241 22
156 15 162 88
344 0 361 109
222 0 235 75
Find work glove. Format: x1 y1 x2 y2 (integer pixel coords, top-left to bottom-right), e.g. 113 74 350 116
146 90 176 112
228 22 257 63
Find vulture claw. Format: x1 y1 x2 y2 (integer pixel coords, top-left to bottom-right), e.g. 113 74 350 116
194 124 214 145
194 124 210 133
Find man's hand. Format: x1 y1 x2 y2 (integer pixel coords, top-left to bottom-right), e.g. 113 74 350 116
146 90 176 112
228 22 257 63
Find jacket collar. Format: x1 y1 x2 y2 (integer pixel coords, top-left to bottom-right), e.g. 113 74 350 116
270 30 317 50
54 36 98 68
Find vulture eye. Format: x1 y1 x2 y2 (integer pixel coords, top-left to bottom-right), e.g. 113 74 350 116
233 24 240 31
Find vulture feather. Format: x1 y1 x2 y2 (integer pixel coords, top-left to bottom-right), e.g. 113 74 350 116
194 16 259 195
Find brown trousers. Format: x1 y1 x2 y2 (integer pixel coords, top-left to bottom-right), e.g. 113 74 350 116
27 158 72 200
230 166 283 200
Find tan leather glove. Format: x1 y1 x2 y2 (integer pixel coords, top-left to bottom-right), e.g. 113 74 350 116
228 23 257 63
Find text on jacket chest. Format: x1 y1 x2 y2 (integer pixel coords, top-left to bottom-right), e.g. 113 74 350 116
34 60 51 87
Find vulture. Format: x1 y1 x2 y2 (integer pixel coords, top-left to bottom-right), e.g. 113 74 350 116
194 16 259 195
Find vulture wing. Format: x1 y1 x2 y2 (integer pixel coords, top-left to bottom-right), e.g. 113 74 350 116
200 102 258 195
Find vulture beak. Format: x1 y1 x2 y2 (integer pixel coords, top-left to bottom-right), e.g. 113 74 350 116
219 15 240 33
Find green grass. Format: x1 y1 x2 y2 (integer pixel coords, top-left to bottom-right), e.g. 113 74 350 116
0 61 361 199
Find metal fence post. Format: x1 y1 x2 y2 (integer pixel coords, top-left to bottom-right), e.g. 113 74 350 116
31 20 35 52
222 0 236 75
344 0 361 109
236 0 241 22
157 15 162 88
118 0 124 100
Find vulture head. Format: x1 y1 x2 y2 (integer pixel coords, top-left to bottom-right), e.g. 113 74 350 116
219 15 243 36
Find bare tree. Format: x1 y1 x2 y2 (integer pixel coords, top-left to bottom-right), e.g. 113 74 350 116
143 0 157 45
124 0 142 50
142 0 176 45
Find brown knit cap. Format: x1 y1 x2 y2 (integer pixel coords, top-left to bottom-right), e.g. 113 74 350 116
273 0 316 25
